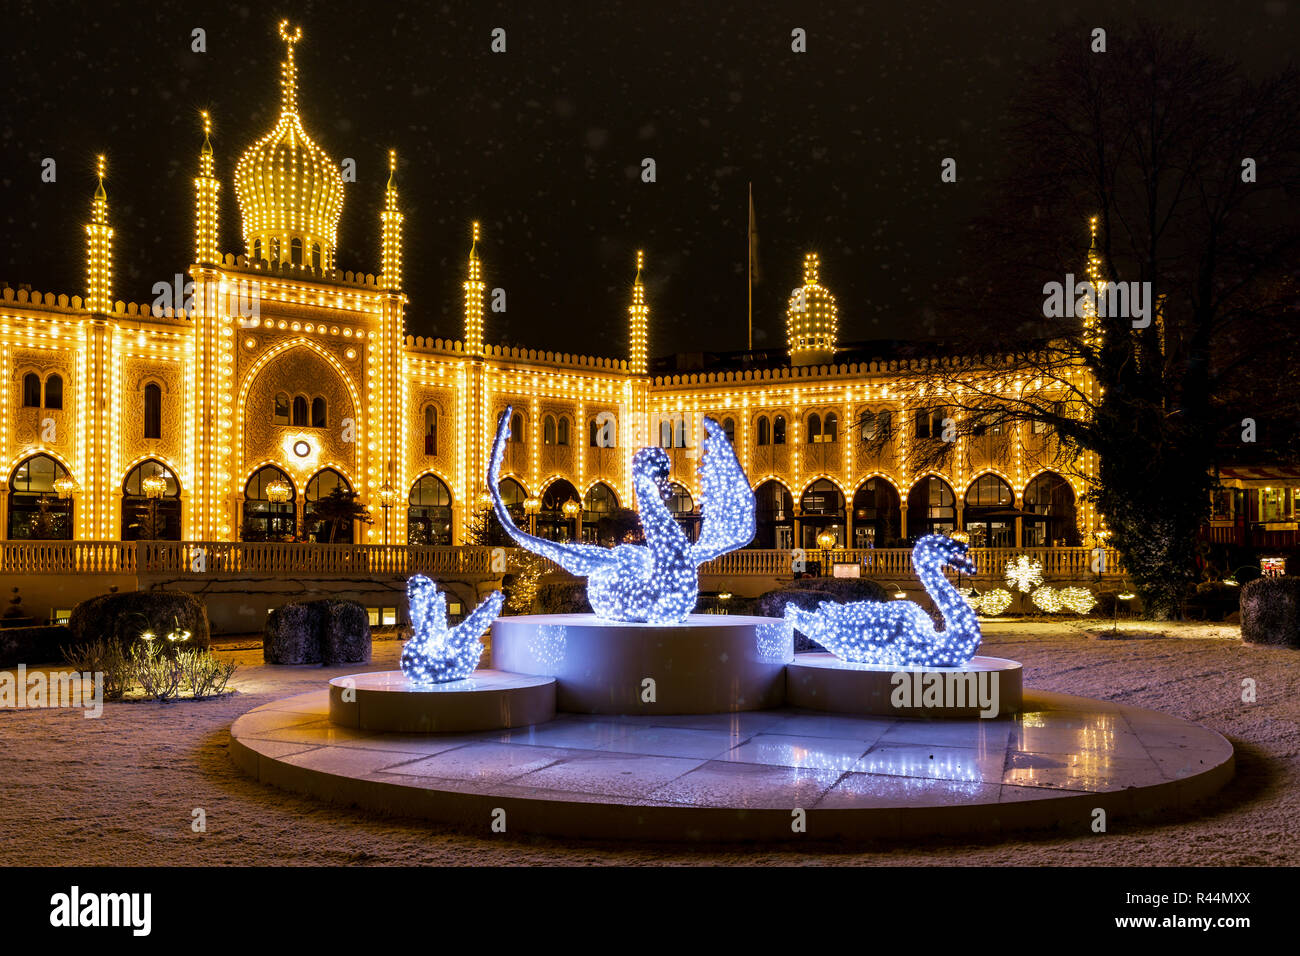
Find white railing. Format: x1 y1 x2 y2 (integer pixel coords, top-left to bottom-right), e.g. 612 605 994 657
1 541 1122 579
701 547 1123 579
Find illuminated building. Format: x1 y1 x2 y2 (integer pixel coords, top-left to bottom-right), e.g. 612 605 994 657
0 20 1101 553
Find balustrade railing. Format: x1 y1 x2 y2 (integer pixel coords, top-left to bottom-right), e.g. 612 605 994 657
1 541 1122 580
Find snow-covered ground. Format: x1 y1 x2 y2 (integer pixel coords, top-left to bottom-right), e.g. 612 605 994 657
0 619 1295 866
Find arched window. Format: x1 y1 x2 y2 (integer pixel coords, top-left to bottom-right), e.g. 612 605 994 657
121 459 181 541
424 405 437 455
242 465 295 541
311 243 322 270
143 383 162 439
799 478 845 549
1022 472 1079 547
22 372 41 407
674 418 687 448
773 415 787 445
291 237 303 265
270 237 281 262
557 416 570 446
7 454 72 540
408 473 453 546
253 239 263 263
311 396 327 428
582 482 619 542
44 374 63 410
756 416 770 446
543 415 557 445
305 468 354 543
806 414 822 444
510 412 524 443
539 478 580 541
498 477 526 516
852 477 901 548
876 410 892 440
660 419 673 448
963 474 1015 548
860 410 877 441
292 395 309 426
589 419 599 447
907 475 957 538
753 479 794 549
824 412 838 443
273 392 291 426
722 417 735 444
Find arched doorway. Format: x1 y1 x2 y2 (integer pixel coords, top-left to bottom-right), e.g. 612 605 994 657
851 477 900 548
1023 472 1079 546
964 473 1016 547
7 454 72 540
800 478 846 549
907 475 956 539
243 465 296 541
582 482 619 543
408 474 453 545
752 479 794 549
538 478 580 541
498 477 527 518
121 459 181 540
304 468 355 543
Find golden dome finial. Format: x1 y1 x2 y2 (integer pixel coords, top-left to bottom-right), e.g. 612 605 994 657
387 149 397 190
803 251 820 285
200 110 213 156
470 220 480 260
93 154 107 202
277 20 303 116
635 249 644 283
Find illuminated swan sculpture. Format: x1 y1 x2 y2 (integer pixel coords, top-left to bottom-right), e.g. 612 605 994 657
399 575 505 683
488 406 755 624
783 534 982 667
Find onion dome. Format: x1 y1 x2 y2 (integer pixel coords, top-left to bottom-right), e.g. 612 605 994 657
233 21 344 271
786 252 838 366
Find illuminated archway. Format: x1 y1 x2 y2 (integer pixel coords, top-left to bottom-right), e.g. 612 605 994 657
408 473 453 546
121 458 182 541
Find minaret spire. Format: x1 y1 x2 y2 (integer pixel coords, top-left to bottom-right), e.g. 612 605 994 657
278 20 302 117
194 111 220 264
463 221 485 356
380 148 403 288
85 154 114 313
628 250 648 375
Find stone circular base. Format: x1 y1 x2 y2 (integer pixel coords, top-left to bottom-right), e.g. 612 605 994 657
490 613 793 715
328 669 555 733
232 688 1234 843
786 654 1023 718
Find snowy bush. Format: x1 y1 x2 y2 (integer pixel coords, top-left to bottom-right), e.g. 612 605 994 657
1240 576 1300 648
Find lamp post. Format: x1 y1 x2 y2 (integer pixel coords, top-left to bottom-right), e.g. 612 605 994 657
816 528 837 578
950 529 970 589
266 478 292 540
52 475 76 539
377 482 396 545
562 498 581 541
523 496 541 536
142 473 166 540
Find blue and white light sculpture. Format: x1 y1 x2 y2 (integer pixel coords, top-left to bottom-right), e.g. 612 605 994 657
399 575 505 683
783 534 983 667
487 406 755 624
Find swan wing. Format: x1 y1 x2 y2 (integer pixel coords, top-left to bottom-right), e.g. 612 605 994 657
689 416 756 565
488 407 613 575
449 590 505 651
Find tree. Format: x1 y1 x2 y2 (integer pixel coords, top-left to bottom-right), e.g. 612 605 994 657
461 506 516 547
310 487 373 543
596 507 643 545
877 23 1300 618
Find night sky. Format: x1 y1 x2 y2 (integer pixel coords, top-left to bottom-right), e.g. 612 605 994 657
1 0 1294 358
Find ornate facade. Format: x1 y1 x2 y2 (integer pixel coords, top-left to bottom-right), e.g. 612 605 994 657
0 22 1100 553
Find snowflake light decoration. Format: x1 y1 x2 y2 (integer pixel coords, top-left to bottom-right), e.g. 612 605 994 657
1004 554 1044 594
487 406 755 624
782 535 983 667
399 575 504 684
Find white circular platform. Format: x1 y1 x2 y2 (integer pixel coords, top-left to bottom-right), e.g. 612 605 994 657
231 688 1235 843
328 669 556 733
786 654 1023 718
490 613 793 715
